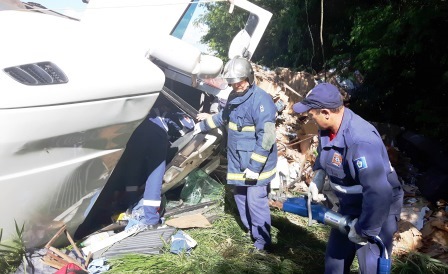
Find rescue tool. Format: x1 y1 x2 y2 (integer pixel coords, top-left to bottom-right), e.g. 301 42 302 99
281 196 391 274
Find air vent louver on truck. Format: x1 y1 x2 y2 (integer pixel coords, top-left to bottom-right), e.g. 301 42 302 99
4 62 68 85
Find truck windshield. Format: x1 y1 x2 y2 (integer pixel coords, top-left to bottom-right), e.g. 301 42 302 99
171 1 213 54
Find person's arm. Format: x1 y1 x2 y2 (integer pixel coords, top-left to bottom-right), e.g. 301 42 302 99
196 113 212 121
247 91 277 173
197 109 225 133
350 140 393 238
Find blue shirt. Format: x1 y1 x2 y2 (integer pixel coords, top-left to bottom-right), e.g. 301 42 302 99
314 108 402 237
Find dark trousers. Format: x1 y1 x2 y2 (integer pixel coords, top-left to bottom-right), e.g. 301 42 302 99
233 185 271 250
123 119 168 224
324 213 400 274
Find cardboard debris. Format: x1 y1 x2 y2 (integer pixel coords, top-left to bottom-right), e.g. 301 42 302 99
393 220 423 255
419 215 448 264
165 213 212 229
253 63 448 264
421 218 448 246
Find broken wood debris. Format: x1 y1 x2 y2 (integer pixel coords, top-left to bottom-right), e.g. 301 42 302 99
252 64 448 264
42 224 89 271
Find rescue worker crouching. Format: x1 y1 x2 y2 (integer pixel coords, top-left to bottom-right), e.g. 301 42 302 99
121 104 194 229
194 56 278 251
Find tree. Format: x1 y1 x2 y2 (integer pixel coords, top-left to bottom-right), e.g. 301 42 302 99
198 0 448 146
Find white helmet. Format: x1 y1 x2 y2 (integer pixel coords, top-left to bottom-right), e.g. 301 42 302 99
222 57 254 85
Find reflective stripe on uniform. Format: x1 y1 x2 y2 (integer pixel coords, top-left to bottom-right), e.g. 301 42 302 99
329 182 363 194
251 153 267 163
228 122 255 132
143 199 161 207
126 186 139 192
227 168 277 181
206 116 217 129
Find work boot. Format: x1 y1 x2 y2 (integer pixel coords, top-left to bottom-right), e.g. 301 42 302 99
248 247 268 256
145 218 165 230
146 223 161 230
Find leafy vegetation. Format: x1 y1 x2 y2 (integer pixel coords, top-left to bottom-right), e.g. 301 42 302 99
392 252 448 274
0 221 30 273
198 0 448 149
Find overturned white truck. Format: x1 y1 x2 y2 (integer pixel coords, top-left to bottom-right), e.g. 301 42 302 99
0 0 272 247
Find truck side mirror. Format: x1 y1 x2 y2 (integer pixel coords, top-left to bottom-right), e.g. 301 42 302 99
228 29 251 59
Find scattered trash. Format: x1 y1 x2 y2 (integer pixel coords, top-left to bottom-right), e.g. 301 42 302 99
55 263 87 274
81 232 112 248
253 63 448 264
42 225 89 271
81 228 139 256
393 220 423 254
93 227 176 259
180 169 223 205
170 230 197 255
87 258 110 274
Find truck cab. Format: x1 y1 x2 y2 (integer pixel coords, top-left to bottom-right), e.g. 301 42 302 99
0 0 272 247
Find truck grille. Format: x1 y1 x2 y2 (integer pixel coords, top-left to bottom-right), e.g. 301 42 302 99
4 61 68 85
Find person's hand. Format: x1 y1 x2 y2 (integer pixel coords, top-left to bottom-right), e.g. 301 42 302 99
192 123 202 136
244 168 259 180
307 169 326 202
196 113 212 121
308 181 326 202
348 218 368 245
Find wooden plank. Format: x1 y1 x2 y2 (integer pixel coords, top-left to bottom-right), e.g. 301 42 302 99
45 224 67 248
85 252 92 268
48 246 86 270
65 229 84 259
280 81 302 98
41 256 64 270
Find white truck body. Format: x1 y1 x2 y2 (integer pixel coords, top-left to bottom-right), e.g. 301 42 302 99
0 0 271 247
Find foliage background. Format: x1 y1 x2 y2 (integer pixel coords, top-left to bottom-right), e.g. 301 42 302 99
198 0 448 149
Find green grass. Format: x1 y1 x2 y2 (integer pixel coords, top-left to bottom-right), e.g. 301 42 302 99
3 187 447 274
107 185 360 274
107 186 342 274
108 211 305 274
392 252 448 274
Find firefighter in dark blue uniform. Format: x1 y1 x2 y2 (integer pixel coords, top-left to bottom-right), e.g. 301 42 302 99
122 105 194 228
194 57 278 251
293 83 403 273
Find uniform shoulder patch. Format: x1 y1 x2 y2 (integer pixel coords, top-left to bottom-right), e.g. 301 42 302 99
353 156 368 170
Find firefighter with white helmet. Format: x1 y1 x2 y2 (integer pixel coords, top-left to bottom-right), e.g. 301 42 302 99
194 56 278 252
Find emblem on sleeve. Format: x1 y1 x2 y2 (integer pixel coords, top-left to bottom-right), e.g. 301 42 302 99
354 156 368 170
331 152 342 167
260 105 264 112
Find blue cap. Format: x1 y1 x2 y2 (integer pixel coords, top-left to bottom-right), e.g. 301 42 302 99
293 83 343 113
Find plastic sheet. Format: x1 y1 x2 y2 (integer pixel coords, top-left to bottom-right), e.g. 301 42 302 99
179 169 223 205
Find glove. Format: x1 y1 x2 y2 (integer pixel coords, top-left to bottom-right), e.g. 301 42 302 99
308 181 326 202
308 169 326 202
244 168 259 180
192 123 202 136
348 218 368 245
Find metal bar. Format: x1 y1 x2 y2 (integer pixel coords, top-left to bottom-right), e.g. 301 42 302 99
161 86 199 122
